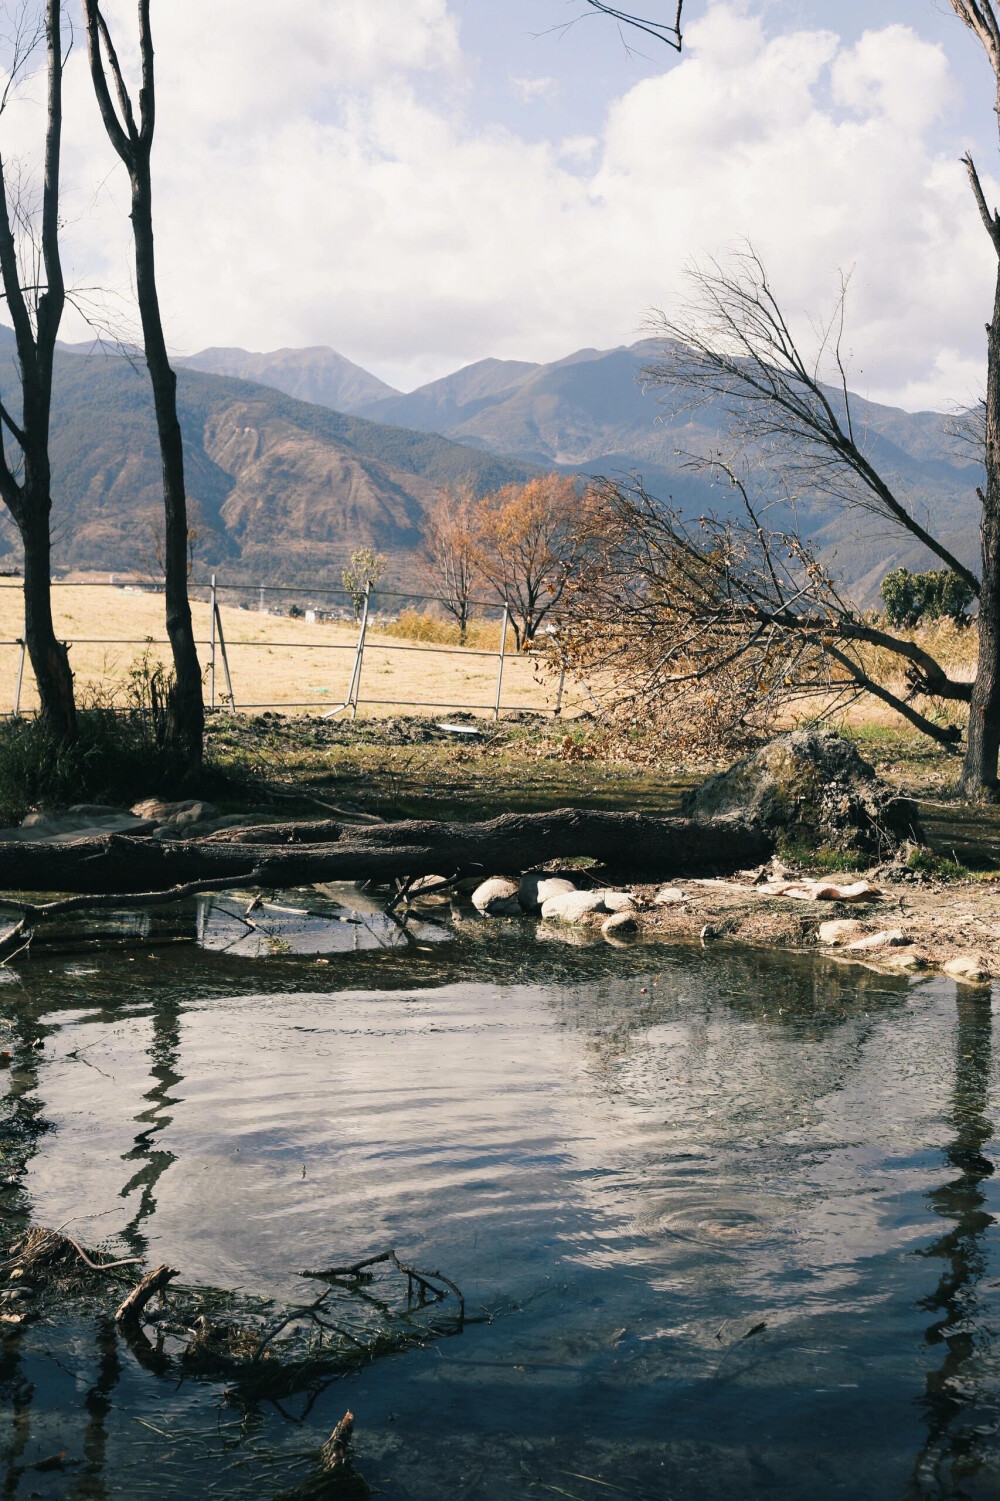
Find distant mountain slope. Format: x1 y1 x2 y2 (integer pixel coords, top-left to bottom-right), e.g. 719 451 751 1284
0 351 534 580
357 340 984 600
177 345 400 415
0 328 984 599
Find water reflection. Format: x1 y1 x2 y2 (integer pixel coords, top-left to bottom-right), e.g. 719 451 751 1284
910 991 999 1498
2 939 1000 1499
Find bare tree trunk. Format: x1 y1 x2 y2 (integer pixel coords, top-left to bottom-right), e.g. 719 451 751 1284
130 172 203 771
961 272 1000 795
20 504 74 732
950 6 1000 794
83 0 203 776
0 0 75 739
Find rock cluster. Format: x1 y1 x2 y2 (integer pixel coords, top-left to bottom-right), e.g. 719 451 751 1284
465 872 638 938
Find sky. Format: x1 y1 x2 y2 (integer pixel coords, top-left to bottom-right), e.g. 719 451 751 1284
5 0 1000 408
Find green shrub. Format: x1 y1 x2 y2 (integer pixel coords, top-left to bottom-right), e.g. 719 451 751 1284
880 567 974 628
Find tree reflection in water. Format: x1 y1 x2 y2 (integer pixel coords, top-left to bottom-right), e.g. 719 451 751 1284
910 992 999 1499
119 995 182 1257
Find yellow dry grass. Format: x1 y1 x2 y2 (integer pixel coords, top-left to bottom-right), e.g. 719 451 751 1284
0 583 584 718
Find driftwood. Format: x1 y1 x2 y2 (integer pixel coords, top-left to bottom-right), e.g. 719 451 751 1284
115 1263 178 1329
0 809 772 900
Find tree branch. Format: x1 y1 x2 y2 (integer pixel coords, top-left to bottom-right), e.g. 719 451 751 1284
821 642 962 746
581 0 683 49
82 0 136 164
963 152 1000 254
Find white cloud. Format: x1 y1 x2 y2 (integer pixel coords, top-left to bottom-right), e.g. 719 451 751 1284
0 1 991 408
509 75 557 103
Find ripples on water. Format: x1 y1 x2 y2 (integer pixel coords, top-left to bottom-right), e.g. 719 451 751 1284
1 920 999 1498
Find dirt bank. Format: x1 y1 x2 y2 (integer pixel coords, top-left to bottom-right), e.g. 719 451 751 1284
616 870 1000 982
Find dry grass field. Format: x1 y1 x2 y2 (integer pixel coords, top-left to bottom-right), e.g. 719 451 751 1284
0 581 584 718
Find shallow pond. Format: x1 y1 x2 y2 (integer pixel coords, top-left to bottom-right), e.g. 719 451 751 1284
1 920 999 1499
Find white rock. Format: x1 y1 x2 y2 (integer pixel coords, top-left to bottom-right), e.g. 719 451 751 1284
602 912 639 939
943 955 992 984
845 928 908 953
471 877 520 916
540 890 607 922
518 873 576 913
817 919 868 947
595 890 636 913
655 886 687 905
884 949 926 972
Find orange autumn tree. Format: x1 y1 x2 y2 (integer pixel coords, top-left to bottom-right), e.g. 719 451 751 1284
421 482 483 643
477 474 594 649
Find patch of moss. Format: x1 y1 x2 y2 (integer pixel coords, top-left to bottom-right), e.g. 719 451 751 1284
905 845 973 881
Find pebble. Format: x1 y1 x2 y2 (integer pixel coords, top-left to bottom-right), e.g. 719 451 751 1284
541 891 607 922
540 890 634 923
884 949 926 972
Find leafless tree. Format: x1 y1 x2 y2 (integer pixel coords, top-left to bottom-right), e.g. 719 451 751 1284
644 251 977 593
0 0 75 736
603 252 982 746
82 0 203 775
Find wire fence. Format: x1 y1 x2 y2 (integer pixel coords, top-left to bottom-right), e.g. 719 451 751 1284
0 574 587 720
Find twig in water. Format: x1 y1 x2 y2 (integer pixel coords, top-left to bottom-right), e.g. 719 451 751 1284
115 1263 179 1328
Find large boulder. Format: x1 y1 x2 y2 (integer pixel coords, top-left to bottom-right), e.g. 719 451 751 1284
681 731 921 858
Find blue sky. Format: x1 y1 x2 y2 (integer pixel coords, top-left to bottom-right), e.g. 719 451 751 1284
20 1 1000 408
457 1 991 147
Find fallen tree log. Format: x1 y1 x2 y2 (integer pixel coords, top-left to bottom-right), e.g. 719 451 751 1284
0 808 772 899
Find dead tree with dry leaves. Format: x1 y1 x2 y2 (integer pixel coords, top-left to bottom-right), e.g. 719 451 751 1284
82 0 203 776
602 251 977 748
0 0 75 737
557 466 969 755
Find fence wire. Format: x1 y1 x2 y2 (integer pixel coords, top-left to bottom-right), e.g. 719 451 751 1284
0 575 586 720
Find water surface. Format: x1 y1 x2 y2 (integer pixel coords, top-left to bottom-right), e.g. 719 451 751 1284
1 929 998 1498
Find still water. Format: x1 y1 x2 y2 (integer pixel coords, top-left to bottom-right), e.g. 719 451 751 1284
1 924 999 1499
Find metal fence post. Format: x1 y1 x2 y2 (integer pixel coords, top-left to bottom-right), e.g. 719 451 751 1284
492 602 510 721
12 638 25 716
349 584 372 719
214 593 236 713
209 574 218 710
554 667 566 717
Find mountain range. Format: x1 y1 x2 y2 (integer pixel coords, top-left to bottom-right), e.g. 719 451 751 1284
184 339 985 601
0 329 983 599
0 333 533 582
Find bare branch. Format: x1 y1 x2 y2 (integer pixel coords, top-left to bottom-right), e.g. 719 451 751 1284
579 0 683 49
644 248 981 596
963 152 1000 254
